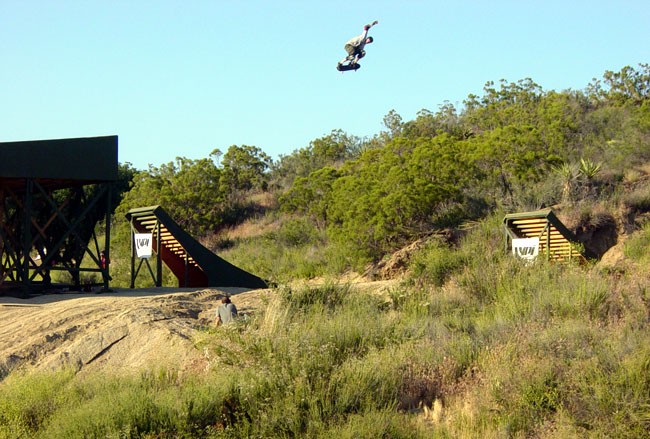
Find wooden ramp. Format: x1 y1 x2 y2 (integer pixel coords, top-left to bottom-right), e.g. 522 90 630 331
126 206 267 289
503 209 592 263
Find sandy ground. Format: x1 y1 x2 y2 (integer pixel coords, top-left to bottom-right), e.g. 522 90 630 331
0 277 398 379
0 286 272 378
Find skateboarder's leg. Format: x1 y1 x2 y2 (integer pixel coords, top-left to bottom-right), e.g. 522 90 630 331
339 44 357 64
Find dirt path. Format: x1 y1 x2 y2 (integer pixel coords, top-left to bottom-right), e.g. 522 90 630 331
0 287 272 378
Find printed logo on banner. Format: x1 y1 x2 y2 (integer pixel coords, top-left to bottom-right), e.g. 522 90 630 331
512 237 539 263
134 233 153 259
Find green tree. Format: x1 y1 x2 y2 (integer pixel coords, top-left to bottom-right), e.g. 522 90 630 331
382 109 403 139
279 167 341 228
272 129 364 189
219 144 271 196
116 153 224 237
326 135 473 260
602 63 650 105
401 104 471 140
464 78 544 133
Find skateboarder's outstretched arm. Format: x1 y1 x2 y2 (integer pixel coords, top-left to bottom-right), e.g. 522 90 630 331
357 20 379 44
365 20 379 30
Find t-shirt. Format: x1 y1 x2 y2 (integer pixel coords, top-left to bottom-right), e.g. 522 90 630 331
346 28 369 50
217 302 238 324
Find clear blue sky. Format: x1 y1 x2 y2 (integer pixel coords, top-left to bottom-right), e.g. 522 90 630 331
2 1 649 170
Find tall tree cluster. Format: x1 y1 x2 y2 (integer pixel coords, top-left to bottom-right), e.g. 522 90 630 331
114 64 650 261
116 146 270 237
279 64 650 260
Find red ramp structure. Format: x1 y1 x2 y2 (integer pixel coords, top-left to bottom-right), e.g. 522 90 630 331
125 205 267 289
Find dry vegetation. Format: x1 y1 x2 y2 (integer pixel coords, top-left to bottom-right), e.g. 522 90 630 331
1 193 648 437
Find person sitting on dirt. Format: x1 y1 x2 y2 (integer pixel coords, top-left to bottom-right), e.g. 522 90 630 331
338 20 378 67
216 295 238 325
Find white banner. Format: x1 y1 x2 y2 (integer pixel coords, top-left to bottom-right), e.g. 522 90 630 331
512 237 539 262
134 233 153 259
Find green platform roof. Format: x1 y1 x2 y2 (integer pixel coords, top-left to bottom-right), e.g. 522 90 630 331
0 136 118 183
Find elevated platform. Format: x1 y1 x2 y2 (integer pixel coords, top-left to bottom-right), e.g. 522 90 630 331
0 136 118 191
125 206 267 289
1 136 118 295
503 209 593 263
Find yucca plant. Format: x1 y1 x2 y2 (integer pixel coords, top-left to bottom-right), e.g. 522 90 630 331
578 157 602 180
553 162 580 204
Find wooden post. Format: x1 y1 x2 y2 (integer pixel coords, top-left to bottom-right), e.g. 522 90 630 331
156 220 162 287
130 217 136 288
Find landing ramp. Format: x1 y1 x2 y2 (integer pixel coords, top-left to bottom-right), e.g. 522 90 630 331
126 206 267 289
503 208 593 263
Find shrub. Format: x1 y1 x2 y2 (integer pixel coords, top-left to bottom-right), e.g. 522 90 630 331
407 241 466 287
0 369 76 437
624 222 650 263
273 217 323 247
623 184 650 213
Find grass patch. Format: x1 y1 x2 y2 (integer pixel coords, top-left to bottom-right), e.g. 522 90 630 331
2 214 649 437
624 221 650 264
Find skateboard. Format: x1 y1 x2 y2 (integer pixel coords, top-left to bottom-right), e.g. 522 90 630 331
337 62 361 72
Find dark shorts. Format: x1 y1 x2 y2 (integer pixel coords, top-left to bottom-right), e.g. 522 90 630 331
344 44 365 59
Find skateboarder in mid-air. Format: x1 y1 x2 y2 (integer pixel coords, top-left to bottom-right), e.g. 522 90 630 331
337 20 378 71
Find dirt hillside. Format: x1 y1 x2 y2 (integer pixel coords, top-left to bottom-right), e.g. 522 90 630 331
0 274 399 380
0 209 637 382
0 287 272 378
